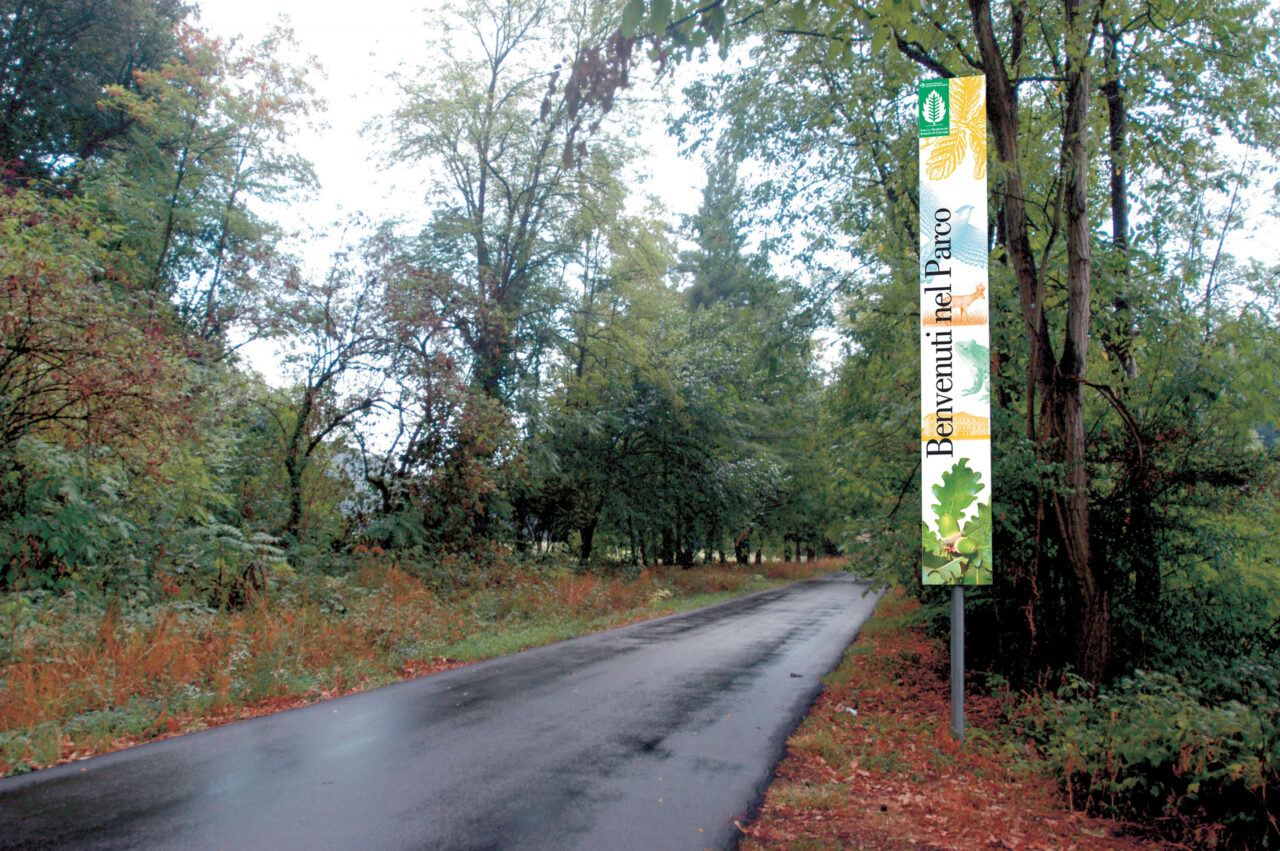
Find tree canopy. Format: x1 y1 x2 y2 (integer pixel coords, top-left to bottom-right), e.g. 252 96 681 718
1 0 1277 693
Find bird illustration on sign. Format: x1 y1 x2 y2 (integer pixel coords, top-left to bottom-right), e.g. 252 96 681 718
918 189 988 273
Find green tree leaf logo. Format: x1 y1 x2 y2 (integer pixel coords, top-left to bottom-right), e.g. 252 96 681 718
918 80 952 138
923 90 946 125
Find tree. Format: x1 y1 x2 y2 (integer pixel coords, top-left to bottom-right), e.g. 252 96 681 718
0 186 184 458
360 236 518 551
682 154 755 312
85 23 319 343
266 242 387 543
0 185 188 586
0 0 188 179
0 10 329 590
892 0 1279 679
677 153 822 560
524 151 649 560
386 0 632 405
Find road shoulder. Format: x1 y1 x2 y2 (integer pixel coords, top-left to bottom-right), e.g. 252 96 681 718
739 588 1169 850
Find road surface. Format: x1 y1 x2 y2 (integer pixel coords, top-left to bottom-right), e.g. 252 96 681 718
0 572 881 850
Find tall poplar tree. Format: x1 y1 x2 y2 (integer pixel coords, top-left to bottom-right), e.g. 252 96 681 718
386 0 630 406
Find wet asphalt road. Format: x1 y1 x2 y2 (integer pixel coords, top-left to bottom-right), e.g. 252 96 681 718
0 573 881 850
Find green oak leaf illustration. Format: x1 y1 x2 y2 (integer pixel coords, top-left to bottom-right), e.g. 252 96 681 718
961 501 993 574
930 458 983 527
924 468 992 585
924 554 965 584
922 520 946 553
923 521 969 585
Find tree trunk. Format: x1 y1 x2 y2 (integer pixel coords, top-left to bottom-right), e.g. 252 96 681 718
1103 22 1137 379
579 517 597 564
285 455 303 542
1058 0 1109 681
282 388 315 542
970 0 1110 681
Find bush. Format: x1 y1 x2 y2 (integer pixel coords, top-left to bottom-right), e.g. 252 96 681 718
0 439 136 590
1028 666 1280 848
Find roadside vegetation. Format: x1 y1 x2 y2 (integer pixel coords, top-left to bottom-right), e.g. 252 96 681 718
740 588 1152 849
0 555 836 776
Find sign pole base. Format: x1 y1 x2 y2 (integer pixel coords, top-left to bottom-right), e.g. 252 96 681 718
951 585 965 743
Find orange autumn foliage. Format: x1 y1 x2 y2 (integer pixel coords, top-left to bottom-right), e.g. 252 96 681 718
1 557 838 775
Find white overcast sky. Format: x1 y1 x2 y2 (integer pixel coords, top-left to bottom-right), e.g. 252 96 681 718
194 0 710 380
195 0 706 264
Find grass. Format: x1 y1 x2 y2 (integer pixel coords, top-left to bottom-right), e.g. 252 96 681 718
0 553 839 777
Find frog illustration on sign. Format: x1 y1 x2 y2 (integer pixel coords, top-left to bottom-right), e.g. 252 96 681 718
955 339 989 403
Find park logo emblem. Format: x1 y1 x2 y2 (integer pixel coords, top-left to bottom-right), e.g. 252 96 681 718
919 79 950 138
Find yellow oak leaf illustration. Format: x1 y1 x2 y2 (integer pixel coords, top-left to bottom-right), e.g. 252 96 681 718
954 77 987 180
925 76 986 181
951 76 981 129
968 124 987 180
926 133 965 181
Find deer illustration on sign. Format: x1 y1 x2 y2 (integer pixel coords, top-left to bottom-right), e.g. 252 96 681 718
952 283 985 319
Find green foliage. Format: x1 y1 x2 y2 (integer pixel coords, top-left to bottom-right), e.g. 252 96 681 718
417 392 522 550
83 23 319 339
0 9 327 593
675 0 1280 666
0 185 186 457
167 523 291 608
0 439 135 589
1030 667 1280 848
663 12 1280 842
0 0 189 178
1 10 1275 847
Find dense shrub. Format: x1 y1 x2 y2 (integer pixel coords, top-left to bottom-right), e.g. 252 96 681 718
1027 665 1280 848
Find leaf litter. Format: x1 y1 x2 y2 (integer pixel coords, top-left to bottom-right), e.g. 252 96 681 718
739 588 1174 850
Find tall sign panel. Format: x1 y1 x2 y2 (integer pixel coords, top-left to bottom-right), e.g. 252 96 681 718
919 76 992 588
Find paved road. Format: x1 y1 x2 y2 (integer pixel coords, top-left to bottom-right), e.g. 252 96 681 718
0 573 881 850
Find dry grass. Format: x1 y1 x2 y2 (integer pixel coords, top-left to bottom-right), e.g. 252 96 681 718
0 554 839 776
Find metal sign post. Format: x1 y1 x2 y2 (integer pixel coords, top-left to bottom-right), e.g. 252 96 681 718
951 585 964 742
